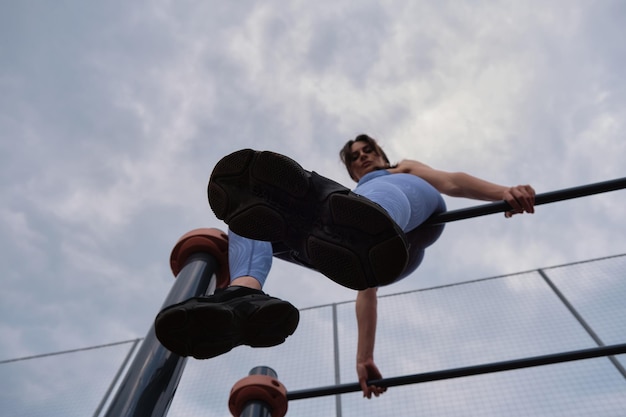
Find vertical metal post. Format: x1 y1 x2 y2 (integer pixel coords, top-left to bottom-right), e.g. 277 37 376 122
538 269 626 379
101 229 230 417
240 367 278 417
331 304 342 417
92 338 142 417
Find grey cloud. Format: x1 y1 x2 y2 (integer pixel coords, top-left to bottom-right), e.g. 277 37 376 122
1 3 626 408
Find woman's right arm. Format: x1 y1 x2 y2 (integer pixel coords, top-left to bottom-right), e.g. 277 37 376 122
356 288 387 398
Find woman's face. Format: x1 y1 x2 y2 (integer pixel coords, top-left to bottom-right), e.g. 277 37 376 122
349 141 388 181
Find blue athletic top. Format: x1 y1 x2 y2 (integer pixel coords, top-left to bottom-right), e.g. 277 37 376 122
353 169 446 232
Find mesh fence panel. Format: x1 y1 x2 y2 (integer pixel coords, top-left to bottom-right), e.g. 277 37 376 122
2 254 625 417
0 342 137 417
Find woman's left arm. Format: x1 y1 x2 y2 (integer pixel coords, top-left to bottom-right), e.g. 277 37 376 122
388 159 536 217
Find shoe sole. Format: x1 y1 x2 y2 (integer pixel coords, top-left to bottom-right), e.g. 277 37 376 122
155 297 299 359
208 149 309 241
208 149 409 289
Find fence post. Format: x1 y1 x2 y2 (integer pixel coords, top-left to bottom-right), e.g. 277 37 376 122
101 228 229 417
538 268 626 379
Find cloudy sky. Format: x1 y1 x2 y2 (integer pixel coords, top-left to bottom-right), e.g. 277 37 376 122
1 0 625 401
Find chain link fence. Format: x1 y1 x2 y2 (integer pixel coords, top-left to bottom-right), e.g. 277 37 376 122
2 254 625 417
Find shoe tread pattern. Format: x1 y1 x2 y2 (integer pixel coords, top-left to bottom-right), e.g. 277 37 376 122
155 293 299 359
209 149 310 242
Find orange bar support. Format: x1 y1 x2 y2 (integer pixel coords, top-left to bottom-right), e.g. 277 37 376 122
229 367 288 417
170 227 230 289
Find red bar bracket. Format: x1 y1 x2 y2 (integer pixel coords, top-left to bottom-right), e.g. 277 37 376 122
229 374 288 417
169 228 230 289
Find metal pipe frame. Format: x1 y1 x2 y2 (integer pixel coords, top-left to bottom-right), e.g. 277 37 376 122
286 343 626 401
101 228 229 417
95 175 626 413
101 252 219 417
424 177 626 225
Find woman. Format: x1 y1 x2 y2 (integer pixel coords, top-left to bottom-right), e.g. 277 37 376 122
155 135 536 399
341 135 535 397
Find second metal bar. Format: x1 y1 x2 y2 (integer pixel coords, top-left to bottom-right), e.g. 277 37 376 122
286 343 626 401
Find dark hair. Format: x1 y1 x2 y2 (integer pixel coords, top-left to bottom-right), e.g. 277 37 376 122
339 134 392 181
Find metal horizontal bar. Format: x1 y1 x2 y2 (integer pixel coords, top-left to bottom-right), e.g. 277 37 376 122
286 343 626 401
423 177 626 225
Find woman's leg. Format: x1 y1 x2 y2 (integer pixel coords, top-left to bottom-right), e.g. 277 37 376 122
155 231 298 360
209 149 409 289
228 230 273 289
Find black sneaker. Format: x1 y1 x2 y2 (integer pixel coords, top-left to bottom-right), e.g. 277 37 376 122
208 149 409 290
154 286 299 359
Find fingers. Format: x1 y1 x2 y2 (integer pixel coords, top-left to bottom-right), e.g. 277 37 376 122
359 379 370 398
364 384 386 399
505 184 536 217
360 379 386 398
357 362 387 399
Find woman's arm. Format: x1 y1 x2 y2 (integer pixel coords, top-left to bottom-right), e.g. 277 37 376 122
389 159 535 216
356 288 387 398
